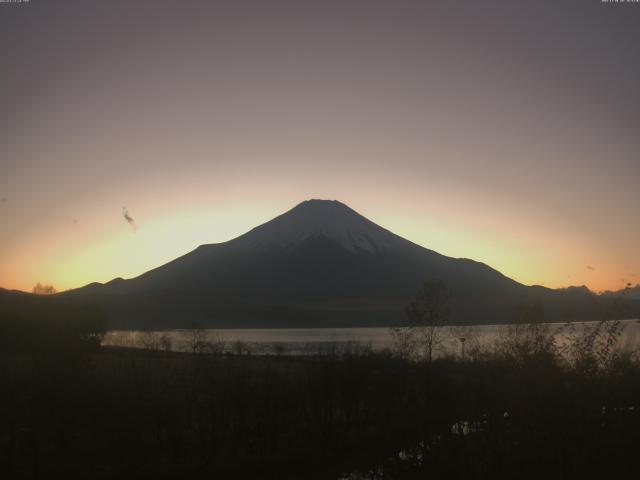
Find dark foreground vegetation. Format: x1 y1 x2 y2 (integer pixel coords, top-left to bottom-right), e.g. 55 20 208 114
1 285 639 479
0 325 639 479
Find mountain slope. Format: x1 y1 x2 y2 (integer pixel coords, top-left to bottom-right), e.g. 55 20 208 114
62 200 630 328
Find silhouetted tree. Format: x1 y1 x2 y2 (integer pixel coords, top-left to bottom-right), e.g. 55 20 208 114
406 280 450 362
32 283 56 295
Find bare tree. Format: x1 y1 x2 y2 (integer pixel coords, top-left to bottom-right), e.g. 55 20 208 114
182 326 225 355
406 280 450 362
186 327 207 354
390 280 449 362
495 302 557 365
560 285 630 373
32 283 56 295
232 340 250 356
140 331 161 351
389 325 418 360
204 330 225 355
159 334 173 352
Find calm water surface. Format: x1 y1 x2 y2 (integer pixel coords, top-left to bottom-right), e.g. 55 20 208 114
102 319 640 356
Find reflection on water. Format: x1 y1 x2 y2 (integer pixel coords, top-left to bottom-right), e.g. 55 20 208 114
102 319 640 357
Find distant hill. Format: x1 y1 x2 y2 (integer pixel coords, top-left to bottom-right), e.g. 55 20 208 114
55 200 640 328
601 284 640 301
0 287 105 352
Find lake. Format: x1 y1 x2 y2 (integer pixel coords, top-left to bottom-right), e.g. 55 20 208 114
102 319 640 357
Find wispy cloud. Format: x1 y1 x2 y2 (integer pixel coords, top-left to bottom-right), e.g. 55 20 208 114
122 207 138 232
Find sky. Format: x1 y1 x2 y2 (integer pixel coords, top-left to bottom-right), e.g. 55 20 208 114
1 0 639 294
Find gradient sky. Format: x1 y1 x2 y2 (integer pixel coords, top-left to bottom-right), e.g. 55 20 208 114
1 0 639 293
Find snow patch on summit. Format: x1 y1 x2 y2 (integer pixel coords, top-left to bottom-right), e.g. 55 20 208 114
234 199 404 253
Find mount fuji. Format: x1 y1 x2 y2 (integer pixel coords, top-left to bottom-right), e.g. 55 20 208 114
62 200 621 328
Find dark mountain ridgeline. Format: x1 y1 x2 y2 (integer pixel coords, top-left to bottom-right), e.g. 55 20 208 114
0 287 105 352
45 199 638 329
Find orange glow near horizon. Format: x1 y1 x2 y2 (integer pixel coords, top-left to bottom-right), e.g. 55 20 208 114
1 188 635 294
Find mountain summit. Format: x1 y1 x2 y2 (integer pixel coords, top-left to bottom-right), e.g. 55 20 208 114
65 200 611 328
233 199 405 253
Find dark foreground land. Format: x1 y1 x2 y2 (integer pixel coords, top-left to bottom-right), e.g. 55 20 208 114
2 329 640 480
1 291 639 479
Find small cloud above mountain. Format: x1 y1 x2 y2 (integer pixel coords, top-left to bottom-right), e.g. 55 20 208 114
122 207 137 232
